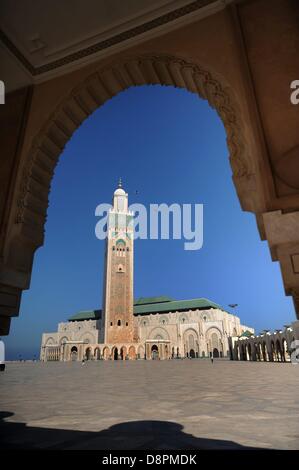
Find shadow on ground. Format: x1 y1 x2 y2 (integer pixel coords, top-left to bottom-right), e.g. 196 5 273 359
0 411 263 450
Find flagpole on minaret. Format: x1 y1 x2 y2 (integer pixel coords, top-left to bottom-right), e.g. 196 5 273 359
118 177 122 188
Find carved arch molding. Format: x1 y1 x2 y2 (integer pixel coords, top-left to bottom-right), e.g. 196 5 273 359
15 54 255 243
1 54 260 334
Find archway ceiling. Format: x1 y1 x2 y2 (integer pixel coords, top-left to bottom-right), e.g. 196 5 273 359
0 0 230 91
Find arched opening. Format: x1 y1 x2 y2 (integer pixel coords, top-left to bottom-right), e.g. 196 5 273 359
70 346 78 361
151 345 159 360
120 346 127 360
240 344 246 361
94 348 101 360
4 52 272 340
85 347 92 361
113 347 118 361
276 340 282 362
208 330 222 358
213 348 220 358
137 345 144 360
189 349 195 358
103 347 110 360
3 44 296 370
128 346 136 360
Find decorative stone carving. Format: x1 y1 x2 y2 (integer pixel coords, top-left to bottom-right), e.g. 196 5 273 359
15 55 254 236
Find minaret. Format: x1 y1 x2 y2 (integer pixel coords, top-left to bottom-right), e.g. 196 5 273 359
102 180 134 344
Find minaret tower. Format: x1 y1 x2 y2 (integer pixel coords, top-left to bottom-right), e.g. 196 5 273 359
102 179 134 344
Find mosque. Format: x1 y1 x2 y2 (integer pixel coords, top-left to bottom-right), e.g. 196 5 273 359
40 182 254 361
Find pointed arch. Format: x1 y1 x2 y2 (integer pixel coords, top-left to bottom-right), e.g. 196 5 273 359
13 54 254 254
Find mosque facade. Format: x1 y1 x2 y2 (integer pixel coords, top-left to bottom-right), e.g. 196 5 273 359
40 183 254 361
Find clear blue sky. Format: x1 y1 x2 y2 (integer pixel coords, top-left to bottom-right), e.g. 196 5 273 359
5 85 295 359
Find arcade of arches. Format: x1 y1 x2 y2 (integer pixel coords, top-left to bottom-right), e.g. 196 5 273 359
1 0 299 337
230 323 297 363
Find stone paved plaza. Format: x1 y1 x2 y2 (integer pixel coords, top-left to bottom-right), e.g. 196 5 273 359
0 360 299 450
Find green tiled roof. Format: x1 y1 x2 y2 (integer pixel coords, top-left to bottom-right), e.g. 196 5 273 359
240 330 253 338
133 298 221 315
68 309 101 321
134 296 174 305
67 298 222 322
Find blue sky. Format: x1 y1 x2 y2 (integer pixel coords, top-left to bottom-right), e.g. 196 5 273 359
5 85 295 359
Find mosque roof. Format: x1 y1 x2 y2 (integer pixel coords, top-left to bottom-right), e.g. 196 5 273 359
67 297 222 321
68 309 102 321
134 296 174 305
240 330 253 338
133 297 221 315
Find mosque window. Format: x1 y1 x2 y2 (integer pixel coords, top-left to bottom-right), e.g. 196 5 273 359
126 322 128 326
117 320 121 326
179 313 189 324
117 264 124 273
110 322 113 326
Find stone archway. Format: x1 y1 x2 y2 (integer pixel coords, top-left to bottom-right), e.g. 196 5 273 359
1 18 298 337
189 349 196 358
137 345 144 360
85 347 92 360
94 347 101 360
183 328 199 358
70 346 78 361
213 348 220 358
151 344 159 360
207 327 223 357
1 54 260 335
128 345 136 360
120 346 127 360
0 2 299 340
102 346 110 360
276 339 283 362
112 346 119 360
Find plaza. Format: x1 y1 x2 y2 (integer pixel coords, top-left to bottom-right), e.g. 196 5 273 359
1 360 299 450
